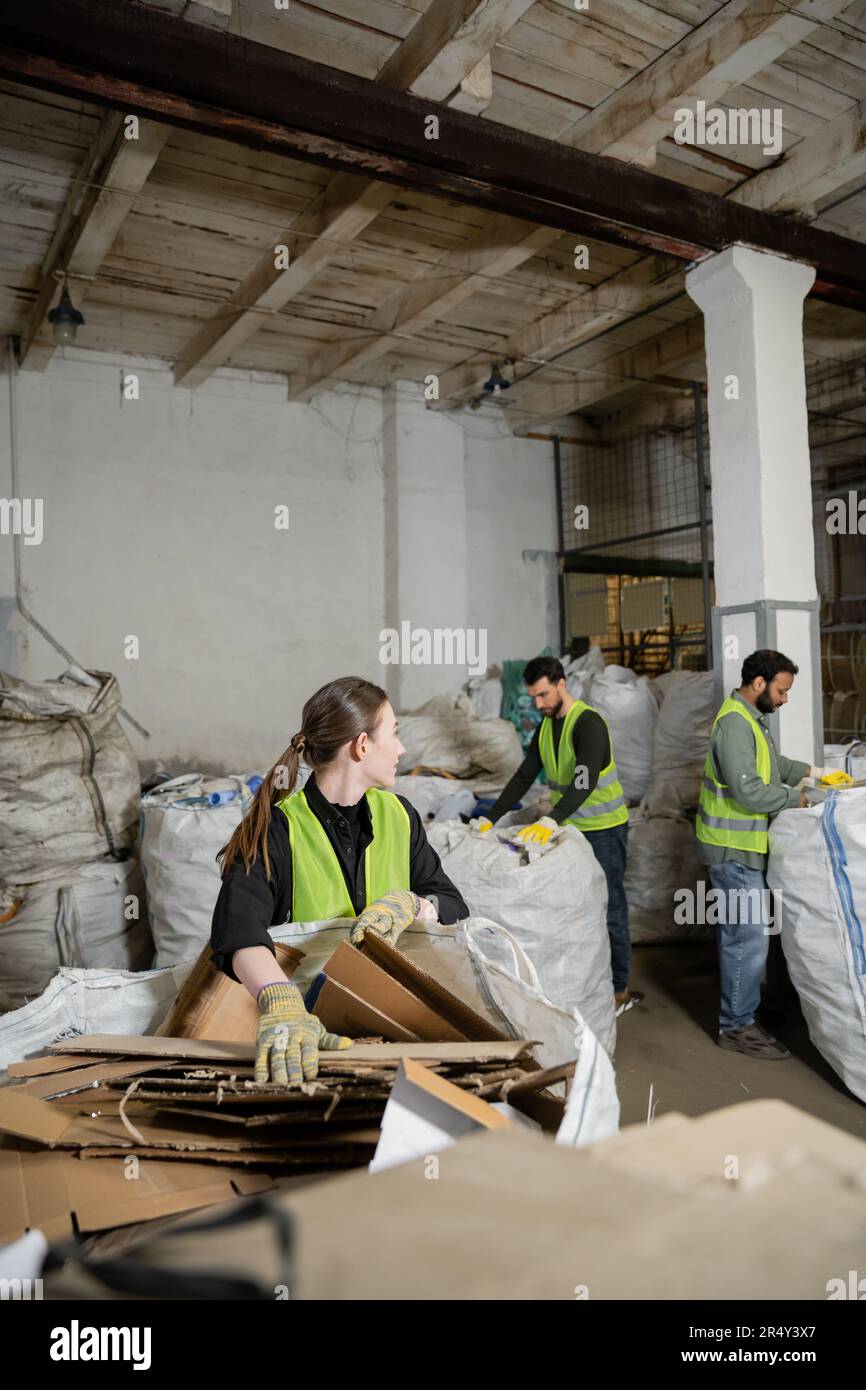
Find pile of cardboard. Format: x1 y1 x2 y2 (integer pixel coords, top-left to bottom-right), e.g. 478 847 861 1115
0 934 564 1246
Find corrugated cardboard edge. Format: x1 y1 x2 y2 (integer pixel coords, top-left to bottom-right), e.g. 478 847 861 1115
399 1058 512 1131
48 1036 535 1063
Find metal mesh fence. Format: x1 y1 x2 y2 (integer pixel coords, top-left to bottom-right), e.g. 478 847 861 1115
558 350 866 706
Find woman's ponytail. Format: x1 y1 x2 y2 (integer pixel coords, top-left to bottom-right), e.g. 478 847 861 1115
217 741 301 880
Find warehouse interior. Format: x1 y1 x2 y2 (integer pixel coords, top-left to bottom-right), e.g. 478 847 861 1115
0 0 864 1310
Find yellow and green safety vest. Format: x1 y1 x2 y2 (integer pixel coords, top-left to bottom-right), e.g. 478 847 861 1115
539 700 628 833
696 697 771 854
275 787 411 922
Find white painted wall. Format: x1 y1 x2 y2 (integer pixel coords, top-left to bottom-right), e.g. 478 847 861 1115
0 357 557 772
0 352 386 774
383 384 558 710
463 411 559 663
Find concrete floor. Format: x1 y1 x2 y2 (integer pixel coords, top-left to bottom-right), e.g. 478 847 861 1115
614 942 866 1139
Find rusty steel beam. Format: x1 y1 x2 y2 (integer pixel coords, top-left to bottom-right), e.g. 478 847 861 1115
2 0 866 308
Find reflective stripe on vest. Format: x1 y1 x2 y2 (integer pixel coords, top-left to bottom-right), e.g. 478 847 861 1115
276 787 411 922
696 697 771 854
538 700 628 833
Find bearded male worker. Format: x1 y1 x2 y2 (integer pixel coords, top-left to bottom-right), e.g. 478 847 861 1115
476 656 638 1014
696 648 843 1061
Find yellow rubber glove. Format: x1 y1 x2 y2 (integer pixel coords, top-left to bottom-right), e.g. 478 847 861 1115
513 816 559 847
255 982 351 1086
349 889 420 947
471 816 493 833
820 769 854 787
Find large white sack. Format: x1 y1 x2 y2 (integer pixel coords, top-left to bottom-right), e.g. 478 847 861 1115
767 790 866 1103
398 695 522 789
0 960 192 1079
465 676 503 721
140 771 291 969
654 671 716 768
0 858 153 1014
562 646 605 703
625 809 711 944
0 669 140 904
426 823 616 1055
588 667 657 803
392 774 479 820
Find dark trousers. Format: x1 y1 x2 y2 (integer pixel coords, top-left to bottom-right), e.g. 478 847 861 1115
584 821 630 993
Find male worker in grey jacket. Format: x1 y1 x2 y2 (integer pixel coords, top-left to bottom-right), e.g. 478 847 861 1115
696 648 830 1060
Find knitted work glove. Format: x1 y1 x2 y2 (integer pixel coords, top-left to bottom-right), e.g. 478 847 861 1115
470 817 494 833
255 982 352 1086
349 889 420 947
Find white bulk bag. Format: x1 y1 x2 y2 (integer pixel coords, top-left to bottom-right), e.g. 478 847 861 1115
0 669 139 902
426 823 616 1055
624 809 711 944
140 772 284 969
0 859 153 1014
0 960 191 1079
392 775 479 821
465 676 503 721
398 692 522 789
562 646 605 704
588 667 657 804
645 671 717 811
465 717 523 788
767 790 866 1103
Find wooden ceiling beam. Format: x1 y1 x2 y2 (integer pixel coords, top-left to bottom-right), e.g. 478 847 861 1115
19 110 169 368
3 0 864 291
291 0 855 401
172 0 535 387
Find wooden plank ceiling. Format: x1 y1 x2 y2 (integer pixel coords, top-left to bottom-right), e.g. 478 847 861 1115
1 0 866 435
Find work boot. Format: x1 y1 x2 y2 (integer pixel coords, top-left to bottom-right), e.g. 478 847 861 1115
614 988 644 1017
717 1022 790 1059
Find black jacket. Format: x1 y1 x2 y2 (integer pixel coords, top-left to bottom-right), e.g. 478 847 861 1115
210 774 470 981
485 706 612 824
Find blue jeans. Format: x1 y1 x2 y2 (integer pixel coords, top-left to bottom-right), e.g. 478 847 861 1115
584 822 630 993
707 861 771 1033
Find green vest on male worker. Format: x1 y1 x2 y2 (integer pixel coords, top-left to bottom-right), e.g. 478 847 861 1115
696 696 772 855
539 700 628 832
276 788 410 922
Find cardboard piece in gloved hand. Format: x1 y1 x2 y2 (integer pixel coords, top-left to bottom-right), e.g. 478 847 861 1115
312 935 508 1044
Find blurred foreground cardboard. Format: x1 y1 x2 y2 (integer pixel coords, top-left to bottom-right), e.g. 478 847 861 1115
41 1098 866 1301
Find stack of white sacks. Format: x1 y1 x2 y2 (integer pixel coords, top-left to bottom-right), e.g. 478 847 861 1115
395 689 521 793
0 668 151 1011
561 653 716 945
626 671 717 945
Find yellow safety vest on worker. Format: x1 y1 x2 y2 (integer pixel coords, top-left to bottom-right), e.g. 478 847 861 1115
276 787 411 921
696 697 772 854
539 700 628 832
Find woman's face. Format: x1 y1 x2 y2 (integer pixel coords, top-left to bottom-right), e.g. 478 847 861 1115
360 700 405 787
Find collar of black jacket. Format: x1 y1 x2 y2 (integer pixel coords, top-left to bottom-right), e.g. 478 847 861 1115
302 772 373 832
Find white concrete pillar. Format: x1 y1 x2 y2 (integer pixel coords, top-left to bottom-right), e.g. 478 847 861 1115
382 381 470 711
686 245 821 764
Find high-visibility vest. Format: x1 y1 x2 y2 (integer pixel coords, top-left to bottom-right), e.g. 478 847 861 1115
696 697 771 854
275 787 411 922
539 700 628 832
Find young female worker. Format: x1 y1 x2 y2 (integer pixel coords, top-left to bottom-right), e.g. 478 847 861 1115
210 676 469 1087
